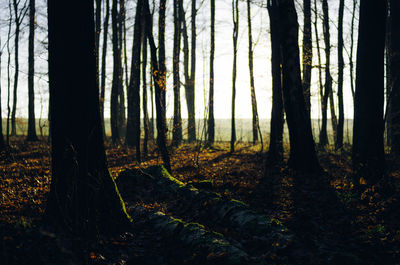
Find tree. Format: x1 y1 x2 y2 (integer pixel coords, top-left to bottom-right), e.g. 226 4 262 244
45 0 131 235
390 0 400 155
0 37 5 149
111 0 122 144
247 0 260 145
352 0 386 185
142 24 150 156
172 0 183 146
27 0 38 141
100 0 111 137
11 0 28 136
126 0 143 162
302 0 312 117
266 0 284 165
159 0 167 118
336 0 345 149
207 0 215 145
277 0 320 172
230 0 239 153
144 0 171 173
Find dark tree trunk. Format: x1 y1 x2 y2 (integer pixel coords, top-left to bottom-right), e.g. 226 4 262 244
390 0 400 155
266 0 284 165
172 0 182 146
144 0 171 173
349 0 356 100
336 0 344 149
118 0 126 138
11 0 24 136
247 0 260 144
352 0 386 185
111 0 122 144
231 0 238 153
149 62 155 140
302 0 312 117
100 0 110 137
27 0 38 141
207 0 215 145
126 0 143 162
314 0 324 133
142 32 149 157
45 0 131 235
0 38 5 149
277 0 320 173
6 1 12 145
159 0 167 117
386 11 392 148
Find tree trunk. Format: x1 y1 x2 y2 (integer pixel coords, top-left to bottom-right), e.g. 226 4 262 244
336 0 344 149
27 0 38 141
390 0 400 155
266 0 284 165
0 37 5 148
231 0 239 153
352 0 386 185
118 0 126 137
6 1 12 145
100 0 110 138
302 0 312 117
45 0 132 235
144 0 171 173
247 0 260 145
277 0 321 173
172 0 182 146
126 0 143 162
142 33 149 157
207 0 215 145
111 0 122 144
158 0 167 118
349 0 356 100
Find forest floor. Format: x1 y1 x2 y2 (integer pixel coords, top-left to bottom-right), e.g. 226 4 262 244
1 136 400 264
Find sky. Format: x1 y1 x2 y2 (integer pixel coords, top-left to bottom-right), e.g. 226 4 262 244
0 0 360 123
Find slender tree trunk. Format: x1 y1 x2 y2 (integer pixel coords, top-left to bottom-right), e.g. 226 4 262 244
118 0 126 137
172 0 182 146
302 0 312 117
95 0 101 92
207 0 215 145
6 1 12 145
314 0 324 135
390 0 400 155
336 0 344 149
277 0 321 173
144 0 171 173
159 0 167 117
142 33 149 157
352 0 386 185
386 11 392 148
45 0 131 235
100 0 110 138
27 0 38 141
231 0 238 153
111 0 121 144
247 0 260 144
0 38 5 148
349 0 356 100
149 62 155 140
267 0 284 165
126 0 143 163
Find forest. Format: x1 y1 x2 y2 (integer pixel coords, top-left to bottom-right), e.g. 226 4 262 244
0 0 399 264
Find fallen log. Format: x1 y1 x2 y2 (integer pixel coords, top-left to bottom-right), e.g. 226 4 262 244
130 206 254 265
117 166 293 254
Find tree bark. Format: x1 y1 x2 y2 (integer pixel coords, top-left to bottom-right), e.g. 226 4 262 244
266 0 284 165
336 0 344 149
45 0 132 235
158 0 167 118
277 0 321 173
126 0 143 162
230 0 239 153
142 33 149 157
246 0 260 144
0 37 5 148
118 0 126 138
111 0 122 144
302 0 312 117
172 0 183 146
100 0 110 138
207 0 215 145
390 0 400 155
27 0 38 141
349 0 356 100
144 0 171 173
352 0 386 185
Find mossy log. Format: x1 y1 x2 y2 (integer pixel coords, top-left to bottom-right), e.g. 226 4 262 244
117 166 292 252
132 206 254 265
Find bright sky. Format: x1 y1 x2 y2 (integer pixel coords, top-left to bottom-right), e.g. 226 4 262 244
0 0 359 123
